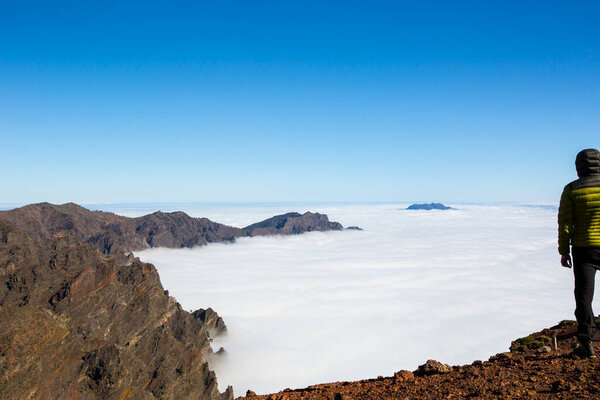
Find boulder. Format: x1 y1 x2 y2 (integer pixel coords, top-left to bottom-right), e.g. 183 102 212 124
414 359 452 376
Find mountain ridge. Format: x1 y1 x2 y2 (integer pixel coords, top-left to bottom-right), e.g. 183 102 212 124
0 202 346 256
0 202 348 400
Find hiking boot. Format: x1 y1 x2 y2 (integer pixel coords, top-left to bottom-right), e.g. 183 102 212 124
589 341 597 358
572 341 596 359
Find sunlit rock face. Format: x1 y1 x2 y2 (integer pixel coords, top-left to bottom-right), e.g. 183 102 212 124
0 203 344 256
0 220 232 400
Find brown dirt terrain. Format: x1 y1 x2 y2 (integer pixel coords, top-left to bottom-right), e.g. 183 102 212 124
238 320 600 400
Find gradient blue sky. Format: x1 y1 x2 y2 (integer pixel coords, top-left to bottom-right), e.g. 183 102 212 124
1 1 599 204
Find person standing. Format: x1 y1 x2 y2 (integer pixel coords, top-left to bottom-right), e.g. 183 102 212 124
558 148 600 358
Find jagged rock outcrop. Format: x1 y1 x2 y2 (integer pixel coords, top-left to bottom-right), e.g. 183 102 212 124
0 221 232 400
193 308 228 337
0 203 344 256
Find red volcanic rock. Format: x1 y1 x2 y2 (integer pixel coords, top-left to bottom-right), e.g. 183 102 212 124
236 320 600 400
393 370 414 381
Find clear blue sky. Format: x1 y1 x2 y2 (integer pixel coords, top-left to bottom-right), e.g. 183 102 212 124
1 1 598 204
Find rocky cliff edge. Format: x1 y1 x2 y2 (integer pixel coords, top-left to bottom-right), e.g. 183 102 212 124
0 203 347 400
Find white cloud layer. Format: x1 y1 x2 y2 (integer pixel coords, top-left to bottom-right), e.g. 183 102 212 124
131 203 590 396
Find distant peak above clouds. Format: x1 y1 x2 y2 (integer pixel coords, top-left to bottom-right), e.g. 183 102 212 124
242 211 343 236
406 203 455 210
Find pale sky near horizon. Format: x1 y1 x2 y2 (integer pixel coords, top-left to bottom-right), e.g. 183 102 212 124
1 1 599 204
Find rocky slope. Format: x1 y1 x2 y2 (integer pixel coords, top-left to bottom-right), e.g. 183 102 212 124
0 220 232 400
238 319 600 400
0 203 347 400
0 203 345 256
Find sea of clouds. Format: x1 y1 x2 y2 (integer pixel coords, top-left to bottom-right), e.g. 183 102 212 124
100 202 592 396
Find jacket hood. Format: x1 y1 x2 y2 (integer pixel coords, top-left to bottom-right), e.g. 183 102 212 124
576 148 600 177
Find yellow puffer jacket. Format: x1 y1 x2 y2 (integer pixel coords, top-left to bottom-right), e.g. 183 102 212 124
558 149 600 255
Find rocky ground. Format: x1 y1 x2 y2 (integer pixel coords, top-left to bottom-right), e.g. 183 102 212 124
238 319 600 400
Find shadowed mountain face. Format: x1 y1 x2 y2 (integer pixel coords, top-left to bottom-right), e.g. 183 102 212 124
0 203 345 255
0 203 345 399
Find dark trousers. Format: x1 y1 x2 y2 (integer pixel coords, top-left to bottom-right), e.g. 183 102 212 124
572 246 600 342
